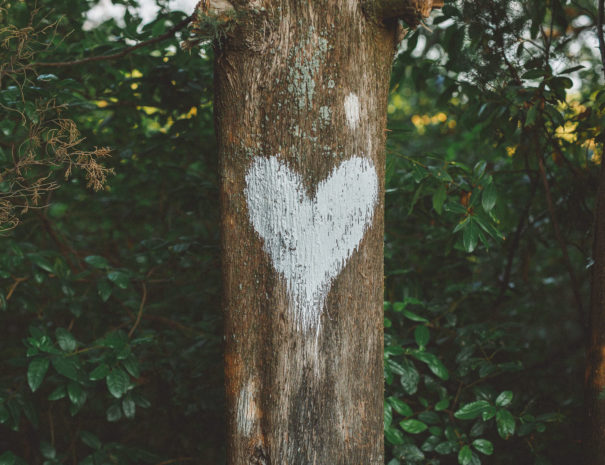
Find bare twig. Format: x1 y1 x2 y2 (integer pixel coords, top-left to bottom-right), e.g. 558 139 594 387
598 0 605 78
128 282 148 338
538 156 586 331
496 178 538 302
34 16 192 68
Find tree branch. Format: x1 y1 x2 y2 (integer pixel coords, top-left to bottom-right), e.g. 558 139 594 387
538 156 586 332
599 0 605 78
363 0 443 26
34 16 193 68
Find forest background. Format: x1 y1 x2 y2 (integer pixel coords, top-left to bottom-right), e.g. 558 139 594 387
0 0 603 464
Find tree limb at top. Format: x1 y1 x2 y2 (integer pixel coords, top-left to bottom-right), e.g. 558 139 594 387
363 0 444 26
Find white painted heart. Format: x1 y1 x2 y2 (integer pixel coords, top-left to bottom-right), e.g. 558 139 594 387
244 156 378 332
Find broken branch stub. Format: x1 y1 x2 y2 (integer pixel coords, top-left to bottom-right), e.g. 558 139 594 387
363 0 444 26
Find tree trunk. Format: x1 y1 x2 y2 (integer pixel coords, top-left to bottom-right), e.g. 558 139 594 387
212 1 436 463
587 158 605 464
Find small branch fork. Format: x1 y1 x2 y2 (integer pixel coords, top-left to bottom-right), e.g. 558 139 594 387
34 16 193 68
538 156 586 331
363 0 444 26
598 0 605 78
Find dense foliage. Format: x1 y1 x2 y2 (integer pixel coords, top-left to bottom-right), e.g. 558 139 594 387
0 0 602 464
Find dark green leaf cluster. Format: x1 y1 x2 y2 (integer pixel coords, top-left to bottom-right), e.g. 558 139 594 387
0 0 223 463
384 0 599 464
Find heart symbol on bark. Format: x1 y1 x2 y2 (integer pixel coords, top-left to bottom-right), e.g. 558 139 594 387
244 156 378 332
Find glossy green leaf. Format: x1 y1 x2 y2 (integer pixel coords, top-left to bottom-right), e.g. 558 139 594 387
55 327 76 352
462 221 479 253
400 419 428 434
80 430 102 450
481 183 497 212
388 397 413 417
495 391 513 407
84 255 109 269
458 445 472 465
432 184 447 214
472 439 494 455
496 409 516 439
122 396 136 419
89 364 110 381
106 368 129 399
402 309 429 323
414 325 430 348
385 426 405 445
27 358 49 392
454 401 491 420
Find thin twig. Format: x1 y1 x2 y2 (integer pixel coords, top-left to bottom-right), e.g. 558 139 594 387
34 16 193 68
538 156 586 331
598 0 605 78
496 178 538 302
154 458 193 465
128 282 148 338
6 276 28 300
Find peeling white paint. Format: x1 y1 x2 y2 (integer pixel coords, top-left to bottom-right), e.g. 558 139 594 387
244 156 378 332
344 93 360 130
236 379 258 437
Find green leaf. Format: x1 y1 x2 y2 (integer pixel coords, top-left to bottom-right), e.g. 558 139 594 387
106 368 129 399
0 404 10 423
495 391 513 407
55 328 77 352
410 351 449 380
107 403 122 422
89 364 110 381
435 440 457 455
122 396 136 419
80 430 102 450
387 359 406 376
97 280 112 302
454 401 491 420
402 309 429 323
40 441 56 460
473 161 487 178
388 397 413 417
399 359 420 395
30 255 53 273
51 356 79 381
0 451 16 465
526 104 538 127
67 381 86 407
397 444 425 461
481 183 497 212
48 385 66 401
481 405 497 420
432 184 447 214
522 69 546 79
458 445 472 465
107 270 130 289
385 401 393 427
400 419 428 434
414 325 430 348
385 426 405 445
435 398 449 411
84 255 109 269
462 221 479 253
37 73 59 81
472 439 494 455
496 409 516 439
27 358 50 392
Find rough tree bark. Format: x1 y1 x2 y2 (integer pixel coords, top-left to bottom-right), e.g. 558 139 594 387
203 0 439 463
